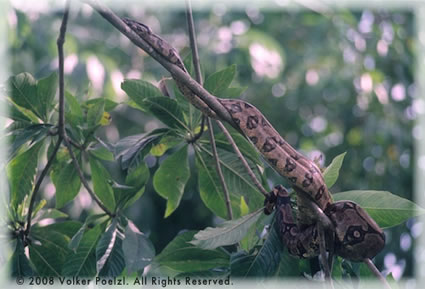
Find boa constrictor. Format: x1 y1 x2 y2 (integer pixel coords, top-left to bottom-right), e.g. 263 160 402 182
123 17 385 262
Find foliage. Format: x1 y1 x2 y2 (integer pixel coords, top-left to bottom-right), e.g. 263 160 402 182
3 5 420 285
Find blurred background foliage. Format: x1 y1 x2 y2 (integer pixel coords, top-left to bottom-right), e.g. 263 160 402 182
6 1 417 280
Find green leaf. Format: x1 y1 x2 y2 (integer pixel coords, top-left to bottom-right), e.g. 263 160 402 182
222 87 247 99
115 129 168 170
8 72 41 119
36 221 82 239
153 145 190 218
116 162 150 209
62 224 103 277
190 208 262 249
32 208 68 224
29 227 71 276
153 231 229 275
7 142 42 209
65 91 84 126
323 152 346 188
231 216 283 277
36 72 58 121
51 160 81 208
96 219 125 277
85 98 118 112
8 124 51 161
87 99 105 127
89 146 114 161
204 65 236 96
122 220 155 274
89 156 116 213
213 131 263 166
142 97 188 130
68 215 107 252
11 238 35 277
333 190 425 228
121 79 162 110
195 147 263 219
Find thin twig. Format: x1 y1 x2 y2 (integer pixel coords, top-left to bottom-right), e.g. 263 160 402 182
185 1 233 220
185 0 202 84
207 119 233 220
25 137 62 235
216 121 269 197
23 0 71 236
56 1 114 217
63 140 115 217
363 258 392 289
57 0 70 139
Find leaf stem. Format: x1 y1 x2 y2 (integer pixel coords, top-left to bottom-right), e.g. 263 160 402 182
216 121 269 197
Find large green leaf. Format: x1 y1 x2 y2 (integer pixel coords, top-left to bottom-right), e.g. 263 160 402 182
122 220 155 274
333 190 425 228
96 219 125 277
29 227 71 276
51 160 81 208
87 99 105 127
204 65 236 96
190 208 263 249
7 142 42 209
65 91 84 126
36 72 58 121
153 145 190 217
115 129 168 170
213 131 263 166
142 97 188 130
8 72 41 119
153 231 229 276
121 79 163 110
8 124 52 161
40 221 83 239
195 146 263 219
116 162 150 209
230 216 283 277
11 238 35 277
323 152 346 188
62 224 103 277
89 156 116 213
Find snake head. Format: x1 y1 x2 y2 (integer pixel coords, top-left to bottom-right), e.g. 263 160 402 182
264 185 288 215
325 201 385 262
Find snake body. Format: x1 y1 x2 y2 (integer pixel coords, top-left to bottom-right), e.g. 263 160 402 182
123 17 386 262
219 98 385 261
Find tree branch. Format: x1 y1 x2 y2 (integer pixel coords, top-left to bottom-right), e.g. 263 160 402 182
185 1 233 220
363 258 392 289
55 0 114 218
82 0 237 130
25 137 62 236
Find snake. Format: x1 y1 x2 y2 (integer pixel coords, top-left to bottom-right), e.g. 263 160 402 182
122 17 386 262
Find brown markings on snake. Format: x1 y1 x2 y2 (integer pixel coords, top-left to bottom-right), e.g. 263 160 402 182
262 137 276 153
246 115 259 129
302 172 313 188
249 136 258 144
284 158 297 172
